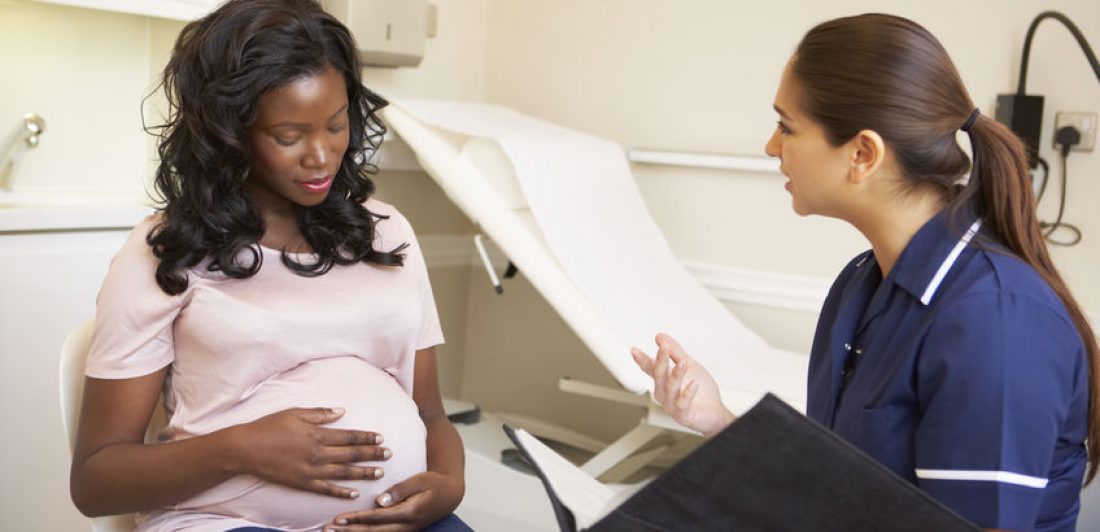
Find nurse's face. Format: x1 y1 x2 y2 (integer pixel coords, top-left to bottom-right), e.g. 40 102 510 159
764 58 852 218
245 65 351 215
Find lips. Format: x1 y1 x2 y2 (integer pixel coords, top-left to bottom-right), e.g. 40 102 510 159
297 175 334 194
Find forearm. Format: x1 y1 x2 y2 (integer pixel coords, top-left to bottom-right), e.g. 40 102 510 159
424 413 464 482
703 410 738 439
71 426 243 517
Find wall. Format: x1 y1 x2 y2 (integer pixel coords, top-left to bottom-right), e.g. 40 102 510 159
0 0 154 197
483 0 1100 311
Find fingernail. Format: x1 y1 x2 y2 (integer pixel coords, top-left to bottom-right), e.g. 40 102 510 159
382 448 392 459
373 468 384 479
378 493 392 506
348 490 358 498
336 518 348 525
332 407 345 416
375 434 384 444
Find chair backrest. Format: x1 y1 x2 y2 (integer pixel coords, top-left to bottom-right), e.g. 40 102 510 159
59 320 139 532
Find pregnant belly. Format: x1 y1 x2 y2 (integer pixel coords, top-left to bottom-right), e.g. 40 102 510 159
176 356 427 531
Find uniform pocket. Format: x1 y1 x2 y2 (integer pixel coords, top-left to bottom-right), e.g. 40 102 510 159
859 404 916 481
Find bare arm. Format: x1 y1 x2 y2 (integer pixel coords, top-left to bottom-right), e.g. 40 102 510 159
70 367 390 517
416 347 465 492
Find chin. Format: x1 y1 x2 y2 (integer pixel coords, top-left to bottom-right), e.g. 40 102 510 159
294 193 331 208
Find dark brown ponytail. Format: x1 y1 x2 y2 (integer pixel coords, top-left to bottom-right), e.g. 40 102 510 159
965 113 1100 485
795 13 1100 483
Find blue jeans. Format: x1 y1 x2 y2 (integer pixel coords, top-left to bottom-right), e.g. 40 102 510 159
227 513 472 531
422 513 474 531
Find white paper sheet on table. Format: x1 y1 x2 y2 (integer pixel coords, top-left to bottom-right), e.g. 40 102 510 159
393 100 807 414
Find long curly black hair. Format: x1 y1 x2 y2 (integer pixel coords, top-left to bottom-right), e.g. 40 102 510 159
146 0 405 295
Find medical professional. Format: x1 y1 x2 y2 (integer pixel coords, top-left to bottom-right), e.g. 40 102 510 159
632 13 1097 532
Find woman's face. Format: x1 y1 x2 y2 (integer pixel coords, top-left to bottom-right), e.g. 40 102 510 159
245 65 350 214
764 59 852 218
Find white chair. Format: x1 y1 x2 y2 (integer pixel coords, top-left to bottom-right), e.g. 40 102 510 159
60 319 162 532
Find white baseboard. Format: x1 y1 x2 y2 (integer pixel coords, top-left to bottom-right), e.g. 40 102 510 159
683 260 829 313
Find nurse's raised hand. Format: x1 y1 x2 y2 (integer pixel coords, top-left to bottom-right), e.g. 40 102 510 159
631 333 736 437
225 407 391 499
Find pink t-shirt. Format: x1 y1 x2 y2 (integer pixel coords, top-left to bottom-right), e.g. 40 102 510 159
85 199 444 532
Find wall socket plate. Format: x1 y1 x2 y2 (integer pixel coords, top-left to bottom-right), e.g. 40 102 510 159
1053 111 1096 152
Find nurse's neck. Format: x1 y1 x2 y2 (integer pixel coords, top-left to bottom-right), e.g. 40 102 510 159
848 184 946 278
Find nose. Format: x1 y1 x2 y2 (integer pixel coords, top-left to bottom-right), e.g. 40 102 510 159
764 128 781 158
302 135 329 169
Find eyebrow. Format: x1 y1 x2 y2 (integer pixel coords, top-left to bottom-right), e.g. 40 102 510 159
773 104 791 120
267 104 350 129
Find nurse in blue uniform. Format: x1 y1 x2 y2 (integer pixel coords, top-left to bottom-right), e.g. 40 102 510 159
632 13 1098 532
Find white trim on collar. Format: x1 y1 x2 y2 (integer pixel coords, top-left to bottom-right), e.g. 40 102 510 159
919 219 983 305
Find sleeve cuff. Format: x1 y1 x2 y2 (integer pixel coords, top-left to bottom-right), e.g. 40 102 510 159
918 477 1044 530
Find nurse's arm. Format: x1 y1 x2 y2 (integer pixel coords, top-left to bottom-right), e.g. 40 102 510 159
70 368 388 516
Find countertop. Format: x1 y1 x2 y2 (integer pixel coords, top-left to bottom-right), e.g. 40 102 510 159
0 193 153 233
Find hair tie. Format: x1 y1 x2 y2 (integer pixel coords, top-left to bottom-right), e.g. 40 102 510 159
960 108 980 132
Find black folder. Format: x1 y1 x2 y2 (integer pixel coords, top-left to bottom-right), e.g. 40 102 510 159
504 393 980 532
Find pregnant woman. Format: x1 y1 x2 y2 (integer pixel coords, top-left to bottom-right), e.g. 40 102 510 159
68 1 468 530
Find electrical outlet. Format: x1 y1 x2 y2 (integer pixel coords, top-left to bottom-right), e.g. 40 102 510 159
1053 112 1097 152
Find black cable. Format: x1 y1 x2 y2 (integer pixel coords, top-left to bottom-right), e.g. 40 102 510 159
1017 11 1100 95
1039 151 1082 246
1033 156 1050 202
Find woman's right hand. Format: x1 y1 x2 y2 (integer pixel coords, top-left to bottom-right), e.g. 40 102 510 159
631 333 736 437
228 407 391 499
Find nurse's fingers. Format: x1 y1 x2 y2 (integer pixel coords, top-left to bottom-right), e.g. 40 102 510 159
653 343 672 403
631 348 656 377
663 355 689 407
656 333 691 365
675 380 699 413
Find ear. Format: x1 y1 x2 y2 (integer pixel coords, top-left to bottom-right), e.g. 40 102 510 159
846 129 886 185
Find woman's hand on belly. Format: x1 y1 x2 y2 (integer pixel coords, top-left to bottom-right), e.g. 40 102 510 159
325 470 464 532
225 407 391 499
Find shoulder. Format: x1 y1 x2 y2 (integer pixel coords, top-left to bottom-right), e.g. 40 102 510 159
924 250 1084 365
111 214 163 269
363 198 417 248
943 247 1072 329
364 198 408 227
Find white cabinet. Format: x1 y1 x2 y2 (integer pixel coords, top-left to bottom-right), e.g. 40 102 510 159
30 0 221 20
0 222 135 530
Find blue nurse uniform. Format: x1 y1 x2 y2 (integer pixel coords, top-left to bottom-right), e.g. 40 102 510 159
806 208 1089 531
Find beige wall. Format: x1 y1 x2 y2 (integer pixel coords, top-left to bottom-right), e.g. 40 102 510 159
0 0 154 197
483 0 1100 313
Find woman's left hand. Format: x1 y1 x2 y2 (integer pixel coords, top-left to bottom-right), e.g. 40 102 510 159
324 470 463 532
